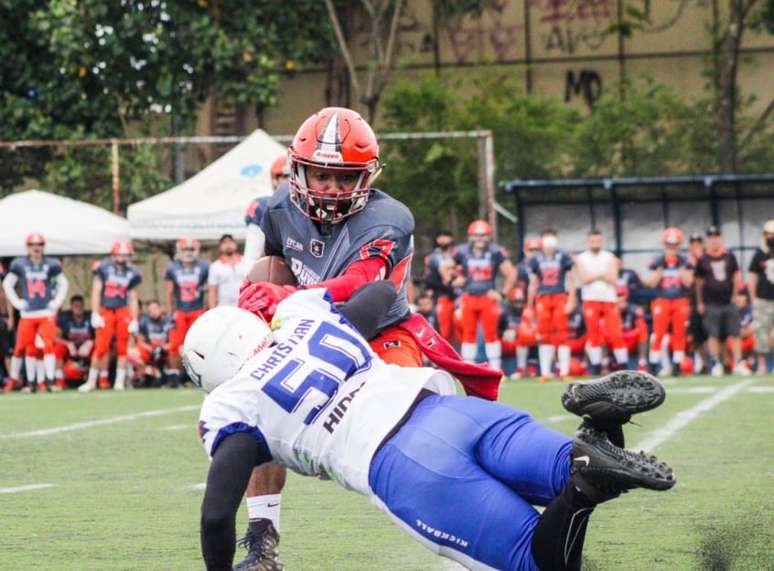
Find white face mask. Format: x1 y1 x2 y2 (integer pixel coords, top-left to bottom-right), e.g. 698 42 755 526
542 235 558 250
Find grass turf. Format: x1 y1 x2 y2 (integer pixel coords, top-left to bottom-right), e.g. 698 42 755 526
1 374 772 570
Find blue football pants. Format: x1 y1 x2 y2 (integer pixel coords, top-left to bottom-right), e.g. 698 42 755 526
369 394 572 571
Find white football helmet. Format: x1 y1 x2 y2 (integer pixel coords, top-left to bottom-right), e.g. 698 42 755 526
182 306 273 392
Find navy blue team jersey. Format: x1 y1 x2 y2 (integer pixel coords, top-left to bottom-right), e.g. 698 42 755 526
245 195 272 227
453 243 508 295
139 315 172 347
259 186 414 329
648 254 693 299
9 256 63 311
528 251 574 295
93 260 142 309
423 248 457 299
164 260 210 312
57 311 94 345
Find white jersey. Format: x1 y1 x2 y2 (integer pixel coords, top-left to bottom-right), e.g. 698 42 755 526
198 289 456 495
207 255 248 307
577 250 617 302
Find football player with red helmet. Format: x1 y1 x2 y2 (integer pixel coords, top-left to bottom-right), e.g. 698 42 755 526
232 107 502 570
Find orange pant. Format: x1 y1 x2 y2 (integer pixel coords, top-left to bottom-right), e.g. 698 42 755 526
435 296 456 343
535 293 569 345
460 293 499 343
651 298 690 352
94 307 131 359
501 328 537 357
169 309 206 355
583 301 624 349
13 317 56 357
369 326 422 366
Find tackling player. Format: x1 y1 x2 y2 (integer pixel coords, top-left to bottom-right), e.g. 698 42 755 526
186 282 675 571
234 107 502 569
453 220 516 370
2 233 68 392
80 240 142 392
645 228 694 375
244 155 290 264
527 229 576 380
422 230 458 342
165 238 209 388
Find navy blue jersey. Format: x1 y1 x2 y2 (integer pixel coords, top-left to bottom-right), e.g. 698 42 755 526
93 260 142 309
516 262 531 297
423 248 457 299
259 186 414 329
739 304 753 329
245 195 272 227
9 256 63 311
529 251 574 295
139 315 172 347
617 268 642 298
648 254 693 299
567 307 585 340
164 260 210 312
453 243 508 295
621 303 646 332
57 311 94 345
497 305 524 336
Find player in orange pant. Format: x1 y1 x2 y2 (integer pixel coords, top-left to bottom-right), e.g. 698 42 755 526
645 228 694 375
453 220 516 370
498 288 537 379
527 229 577 380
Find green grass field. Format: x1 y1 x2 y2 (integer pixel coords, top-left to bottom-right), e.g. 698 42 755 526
2 374 773 570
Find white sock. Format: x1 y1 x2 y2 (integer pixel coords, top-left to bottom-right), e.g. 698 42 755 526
460 342 477 362
516 346 528 370
87 367 99 384
246 494 281 531
36 360 45 384
25 356 37 383
649 349 660 364
613 348 629 366
114 368 126 390
557 345 571 377
661 337 671 370
538 345 555 377
44 353 56 382
673 350 685 365
10 356 23 379
587 346 603 366
694 351 704 372
484 342 502 370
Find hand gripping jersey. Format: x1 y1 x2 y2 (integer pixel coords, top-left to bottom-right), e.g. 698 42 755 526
648 254 693 299
139 315 172 347
259 186 414 329
199 289 456 494
94 260 142 309
529 251 574 295
57 312 94 345
8 256 63 311
453 243 508 295
423 248 457 299
245 195 271 227
164 260 210 312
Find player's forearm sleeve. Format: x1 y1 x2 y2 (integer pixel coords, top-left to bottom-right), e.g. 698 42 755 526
243 224 266 265
201 433 264 571
309 257 388 302
51 274 69 308
2 274 24 310
339 281 398 339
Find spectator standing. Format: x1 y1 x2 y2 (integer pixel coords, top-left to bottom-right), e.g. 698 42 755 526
422 230 457 342
575 230 629 374
528 229 576 380
748 219 774 374
2 233 68 392
208 234 247 308
54 294 94 389
694 226 750 376
165 238 209 387
81 240 142 392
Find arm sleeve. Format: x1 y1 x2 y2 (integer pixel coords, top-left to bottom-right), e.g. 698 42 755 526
306 257 388 302
51 273 69 308
201 432 265 571
243 224 267 264
337 281 398 340
423 256 443 291
2 274 24 310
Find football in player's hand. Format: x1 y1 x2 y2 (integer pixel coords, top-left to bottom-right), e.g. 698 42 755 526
246 256 297 286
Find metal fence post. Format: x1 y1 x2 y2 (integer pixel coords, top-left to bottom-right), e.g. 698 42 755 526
111 139 120 214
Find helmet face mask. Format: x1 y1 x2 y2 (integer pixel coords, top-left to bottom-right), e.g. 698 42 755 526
111 240 134 264
176 238 200 263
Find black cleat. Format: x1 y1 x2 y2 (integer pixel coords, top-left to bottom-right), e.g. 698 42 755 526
233 519 283 571
562 370 666 425
571 427 675 504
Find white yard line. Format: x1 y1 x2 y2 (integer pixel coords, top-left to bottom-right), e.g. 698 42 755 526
544 414 574 424
635 379 753 453
748 386 774 393
0 483 55 494
666 386 717 394
186 483 206 491
162 424 192 431
0 405 199 439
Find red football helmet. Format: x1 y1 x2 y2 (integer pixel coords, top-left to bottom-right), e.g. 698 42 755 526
270 155 290 180
176 237 201 262
26 232 46 246
662 227 684 246
467 220 493 238
523 237 542 252
111 240 134 256
288 107 381 224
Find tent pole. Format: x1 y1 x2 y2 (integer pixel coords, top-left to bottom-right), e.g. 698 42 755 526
111 139 120 214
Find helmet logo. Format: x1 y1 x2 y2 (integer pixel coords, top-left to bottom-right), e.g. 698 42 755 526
315 111 343 163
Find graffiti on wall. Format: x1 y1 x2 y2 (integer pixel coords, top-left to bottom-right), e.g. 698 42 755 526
532 0 613 54
445 0 522 64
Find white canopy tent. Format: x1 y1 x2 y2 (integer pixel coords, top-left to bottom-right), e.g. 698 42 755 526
127 130 286 240
0 190 130 256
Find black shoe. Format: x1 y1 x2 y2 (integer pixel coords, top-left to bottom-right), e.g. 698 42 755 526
562 370 666 425
234 519 283 571
571 427 675 504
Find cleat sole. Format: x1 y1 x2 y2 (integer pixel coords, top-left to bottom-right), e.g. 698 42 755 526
562 370 666 423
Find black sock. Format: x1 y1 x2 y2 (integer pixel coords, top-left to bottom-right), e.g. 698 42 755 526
531 483 596 571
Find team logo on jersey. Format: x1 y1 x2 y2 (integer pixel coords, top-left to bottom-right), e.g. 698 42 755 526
310 239 325 258
383 340 401 349
285 237 303 252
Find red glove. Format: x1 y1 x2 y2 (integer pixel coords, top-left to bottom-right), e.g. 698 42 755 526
238 283 297 321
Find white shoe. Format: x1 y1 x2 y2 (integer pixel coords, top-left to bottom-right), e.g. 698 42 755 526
710 362 724 377
733 361 752 376
509 372 523 381
661 365 673 377
78 379 96 393
114 379 125 391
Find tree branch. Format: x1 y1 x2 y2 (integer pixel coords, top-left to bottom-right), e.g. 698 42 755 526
740 98 774 148
382 0 403 73
325 0 362 99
